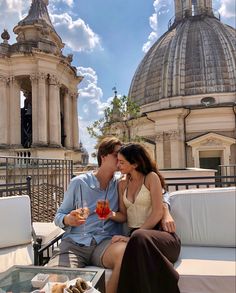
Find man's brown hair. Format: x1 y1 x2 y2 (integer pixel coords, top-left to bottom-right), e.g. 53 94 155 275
97 136 122 166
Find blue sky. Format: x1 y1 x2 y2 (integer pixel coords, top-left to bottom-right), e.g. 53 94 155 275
0 0 235 162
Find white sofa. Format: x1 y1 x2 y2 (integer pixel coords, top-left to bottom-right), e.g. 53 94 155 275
171 187 236 293
0 195 63 273
88 187 236 293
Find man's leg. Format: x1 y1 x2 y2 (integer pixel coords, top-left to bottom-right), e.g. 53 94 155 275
48 237 96 268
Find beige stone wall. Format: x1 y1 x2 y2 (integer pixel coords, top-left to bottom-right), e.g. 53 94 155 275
130 105 236 170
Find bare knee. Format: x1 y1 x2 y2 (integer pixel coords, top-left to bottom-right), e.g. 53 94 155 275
102 242 126 269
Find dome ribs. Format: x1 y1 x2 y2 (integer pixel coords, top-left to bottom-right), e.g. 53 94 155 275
129 15 236 108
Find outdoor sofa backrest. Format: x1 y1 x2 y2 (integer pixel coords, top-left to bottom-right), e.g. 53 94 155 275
170 187 236 247
0 195 32 248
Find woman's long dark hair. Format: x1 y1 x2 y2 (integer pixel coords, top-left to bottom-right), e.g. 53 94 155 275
118 143 166 190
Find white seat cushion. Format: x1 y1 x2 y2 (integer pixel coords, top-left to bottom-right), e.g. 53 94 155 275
0 243 33 273
0 195 32 248
175 246 236 293
33 222 64 245
170 187 236 247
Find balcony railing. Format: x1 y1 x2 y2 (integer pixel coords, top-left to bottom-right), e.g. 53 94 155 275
0 156 235 221
166 175 236 192
0 156 73 222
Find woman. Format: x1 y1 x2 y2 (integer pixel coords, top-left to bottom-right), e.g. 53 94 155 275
113 143 181 293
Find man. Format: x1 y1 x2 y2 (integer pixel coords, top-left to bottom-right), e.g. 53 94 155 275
48 136 175 293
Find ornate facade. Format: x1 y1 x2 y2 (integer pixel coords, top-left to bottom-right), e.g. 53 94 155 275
0 0 88 163
129 0 236 173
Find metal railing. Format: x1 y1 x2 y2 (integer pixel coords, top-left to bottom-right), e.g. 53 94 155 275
219 165 236 177
166 175 236 192
168 7 220 29
0 156 73 222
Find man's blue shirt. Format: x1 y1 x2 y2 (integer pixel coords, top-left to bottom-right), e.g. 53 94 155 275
54 172 122 246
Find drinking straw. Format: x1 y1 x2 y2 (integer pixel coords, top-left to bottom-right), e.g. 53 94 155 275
104 182 109 201
80 184 83 208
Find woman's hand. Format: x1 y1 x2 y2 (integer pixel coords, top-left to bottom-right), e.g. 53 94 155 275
161 205 176 233
111 235 130 244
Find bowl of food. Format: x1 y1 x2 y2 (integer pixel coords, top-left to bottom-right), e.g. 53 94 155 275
64 277 90 293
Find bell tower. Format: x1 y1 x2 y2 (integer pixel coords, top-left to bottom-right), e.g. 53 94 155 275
175 0 213 21
0 0 86 163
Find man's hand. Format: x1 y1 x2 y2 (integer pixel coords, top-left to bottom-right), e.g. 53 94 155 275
63 210 86 227
111 235 129 244
161 204 176 233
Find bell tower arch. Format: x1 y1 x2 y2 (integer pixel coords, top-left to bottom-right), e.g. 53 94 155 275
0 0 85 162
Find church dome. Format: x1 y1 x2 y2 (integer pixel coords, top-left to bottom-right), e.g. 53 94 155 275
129 13 236 107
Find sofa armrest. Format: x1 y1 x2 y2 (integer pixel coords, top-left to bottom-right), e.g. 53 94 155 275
33 233 64 266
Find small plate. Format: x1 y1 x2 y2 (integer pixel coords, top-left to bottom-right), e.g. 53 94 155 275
31 273 49 288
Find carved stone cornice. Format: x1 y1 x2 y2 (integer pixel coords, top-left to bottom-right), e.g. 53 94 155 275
8 76 21 88
30 73 47 82
38 72 48 81
49 74 60 86
0 76 8 85
156 132 164 142
169 130 181 141
30 73 38 83
71 92 78 99
200 138 223 146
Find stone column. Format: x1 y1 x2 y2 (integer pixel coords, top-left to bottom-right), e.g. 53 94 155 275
156 133 164 169
170 130 185 168
49 75 61 147
9 76 21 146
64 89 73 148
71 92 79 149
30 73 48 146
0 76 9 147
38 73 48 145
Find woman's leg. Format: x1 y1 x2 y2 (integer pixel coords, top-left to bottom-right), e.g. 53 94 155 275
102 241 127 293
117 229 181 293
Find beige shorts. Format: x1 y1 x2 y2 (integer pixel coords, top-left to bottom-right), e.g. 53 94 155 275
48 237 111 268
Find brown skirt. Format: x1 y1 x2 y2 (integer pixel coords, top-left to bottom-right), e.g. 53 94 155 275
117 228 181 293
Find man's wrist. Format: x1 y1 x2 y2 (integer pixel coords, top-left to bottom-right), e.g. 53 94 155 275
63 215 67 226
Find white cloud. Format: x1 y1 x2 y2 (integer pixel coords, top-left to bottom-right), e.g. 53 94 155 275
143 0 172 53
51 13 101 52
77 67 110 161
0 0 30 41
49 0 74 12
77 67 108 120
60 0 74 7
0 1 101 53
218 0 236 18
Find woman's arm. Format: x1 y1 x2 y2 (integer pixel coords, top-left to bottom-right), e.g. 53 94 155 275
140 172 164 229
109 179 127 223
161 203 176 233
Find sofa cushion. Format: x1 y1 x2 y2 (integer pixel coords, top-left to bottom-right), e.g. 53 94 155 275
33 222 64 245
0 243 33 273
170 187 236 247
175 246 236 293
0 195 32 248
